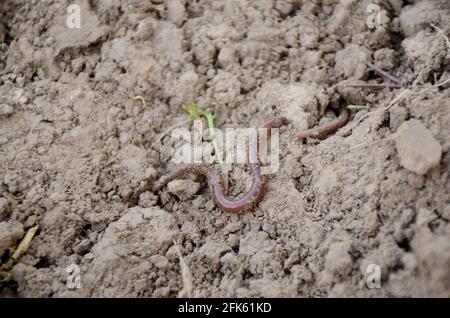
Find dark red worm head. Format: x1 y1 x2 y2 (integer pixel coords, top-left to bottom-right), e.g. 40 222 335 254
296 107 349 140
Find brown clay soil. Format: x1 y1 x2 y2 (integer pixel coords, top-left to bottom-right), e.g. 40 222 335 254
0 0 449 297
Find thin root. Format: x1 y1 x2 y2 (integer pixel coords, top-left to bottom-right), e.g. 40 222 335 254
1 225 39 283
152 119 190 148
173 240 194 298
366 62 403 86
342 83 402 89
343 77 450 135
131 95 147 107
430 23 450 49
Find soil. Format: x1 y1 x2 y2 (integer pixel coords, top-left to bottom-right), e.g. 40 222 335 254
1 0 449 297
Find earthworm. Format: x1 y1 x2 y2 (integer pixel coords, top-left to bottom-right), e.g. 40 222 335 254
153 117 289 214
296 107 349 140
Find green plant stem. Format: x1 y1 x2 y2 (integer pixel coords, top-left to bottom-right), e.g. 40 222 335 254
183 102 223 165
347 105 370 110
204 113 224 165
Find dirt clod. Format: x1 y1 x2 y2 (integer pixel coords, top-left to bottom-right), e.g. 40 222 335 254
167 179 201 201
394 119 442 175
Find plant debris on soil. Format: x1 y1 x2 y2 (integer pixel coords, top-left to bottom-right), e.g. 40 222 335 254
0 0 449 297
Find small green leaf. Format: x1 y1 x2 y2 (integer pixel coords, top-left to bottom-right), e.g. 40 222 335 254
183 102 204 120
183 102 223 165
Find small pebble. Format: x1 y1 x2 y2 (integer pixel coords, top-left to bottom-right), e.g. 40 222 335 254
0 104 13 117
167 179 200 200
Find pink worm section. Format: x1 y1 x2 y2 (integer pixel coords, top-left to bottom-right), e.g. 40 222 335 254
153 117 289 214
296 107 349 140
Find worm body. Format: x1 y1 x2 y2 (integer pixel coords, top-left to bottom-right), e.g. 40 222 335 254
296 107 349 140
153 117 289 214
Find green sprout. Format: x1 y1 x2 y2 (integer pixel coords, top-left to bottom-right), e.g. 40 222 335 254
183 102 223 165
